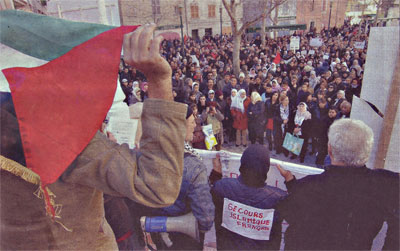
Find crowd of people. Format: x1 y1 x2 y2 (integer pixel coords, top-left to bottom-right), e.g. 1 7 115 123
119 20 368 166
2 18 398 251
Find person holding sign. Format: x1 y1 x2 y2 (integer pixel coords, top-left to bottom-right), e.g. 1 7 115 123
276 119 399 250
211 145 287 250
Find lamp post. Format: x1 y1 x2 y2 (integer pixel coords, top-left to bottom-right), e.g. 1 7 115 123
220 6 223 37
328 0 333 30
179 6 185 58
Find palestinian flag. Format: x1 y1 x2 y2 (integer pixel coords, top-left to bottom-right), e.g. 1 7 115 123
273 51 281 64
0 10 137 192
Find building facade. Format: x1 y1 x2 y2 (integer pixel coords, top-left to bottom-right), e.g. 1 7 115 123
119 0 240 39
296 0 349 31
0 0 47 13
47 0 120 26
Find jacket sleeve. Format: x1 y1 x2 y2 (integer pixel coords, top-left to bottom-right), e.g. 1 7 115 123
215 109 224 121
61 99 187 208
188 161 215 232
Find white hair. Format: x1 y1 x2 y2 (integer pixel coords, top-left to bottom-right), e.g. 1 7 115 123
328 119 374 166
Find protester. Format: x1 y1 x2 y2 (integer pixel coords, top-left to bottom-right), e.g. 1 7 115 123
276 119 399 250
289 102 312 163
0 24 187 250
212 145 287 250
247 92 265 145
202 101 224 150
274 95 291 156
231 89 250 147
129 105 215 250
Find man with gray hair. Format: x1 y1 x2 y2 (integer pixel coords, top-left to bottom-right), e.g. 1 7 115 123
277 119 399 250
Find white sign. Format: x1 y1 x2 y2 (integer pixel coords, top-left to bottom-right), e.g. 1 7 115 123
354 41 365 49
215 150 323 191
222 198 275 240
301 50 307 56
308 49 315 55
108 118 137 149
290 37 300 51
323 54 330 60
310 37 323 47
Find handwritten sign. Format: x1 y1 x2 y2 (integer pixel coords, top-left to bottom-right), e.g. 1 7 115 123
222 198 275 240
107 102 137 149
290 37 300 51
108 118 137 149
354 41 365 49
310 38 323 47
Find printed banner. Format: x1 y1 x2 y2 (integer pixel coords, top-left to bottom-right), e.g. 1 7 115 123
282 133 304 156
222 198 275 240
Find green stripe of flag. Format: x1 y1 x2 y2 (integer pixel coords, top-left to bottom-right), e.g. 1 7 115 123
0 10 115 61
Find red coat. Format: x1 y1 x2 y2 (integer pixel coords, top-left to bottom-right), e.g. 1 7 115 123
230 98 251 130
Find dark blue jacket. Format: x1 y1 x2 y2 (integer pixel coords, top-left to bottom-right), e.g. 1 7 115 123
212 177 287 250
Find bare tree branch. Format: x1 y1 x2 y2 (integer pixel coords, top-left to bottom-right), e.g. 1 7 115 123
223 0 238 33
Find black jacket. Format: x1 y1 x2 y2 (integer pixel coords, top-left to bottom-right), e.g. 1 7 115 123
278 165 399 250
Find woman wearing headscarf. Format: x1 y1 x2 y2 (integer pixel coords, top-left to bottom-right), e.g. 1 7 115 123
230 89 250 147
192 82 202 103
309 71 319 90
225 89 238 143
268 62 277 74
247 92 265 145
289 102 312 163
128 87 142 105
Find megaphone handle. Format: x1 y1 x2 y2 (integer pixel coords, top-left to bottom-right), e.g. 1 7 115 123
160 232 173 247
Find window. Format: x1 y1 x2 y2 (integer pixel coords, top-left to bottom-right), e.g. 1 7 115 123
175 6 180 15
311 0 314 11
208 5 216 18
322 0 327 11
191 5 199 19
152 0 160 15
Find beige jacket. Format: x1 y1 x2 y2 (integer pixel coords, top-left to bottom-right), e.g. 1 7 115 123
0 99 187 250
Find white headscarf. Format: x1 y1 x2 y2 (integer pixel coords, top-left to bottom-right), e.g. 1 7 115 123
294 102 311 129
231 89 247 113
231 89 238 99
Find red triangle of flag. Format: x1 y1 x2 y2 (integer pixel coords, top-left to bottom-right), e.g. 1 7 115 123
3 25 138 185
273 52 281 64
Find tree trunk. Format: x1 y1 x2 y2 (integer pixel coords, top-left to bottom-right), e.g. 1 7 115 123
273 7 278 38
261 16 266 47
374 4 380 26
232 34 241 77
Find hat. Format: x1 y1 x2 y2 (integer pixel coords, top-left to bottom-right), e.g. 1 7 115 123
215 90 223 97
239 72 245 78
208 90 215 94
122 79 128 83
240 145 270 186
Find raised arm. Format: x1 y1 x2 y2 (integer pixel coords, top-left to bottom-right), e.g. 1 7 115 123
61 24 187 207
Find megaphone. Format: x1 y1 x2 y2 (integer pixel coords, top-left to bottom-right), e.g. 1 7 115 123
140 212 200 242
